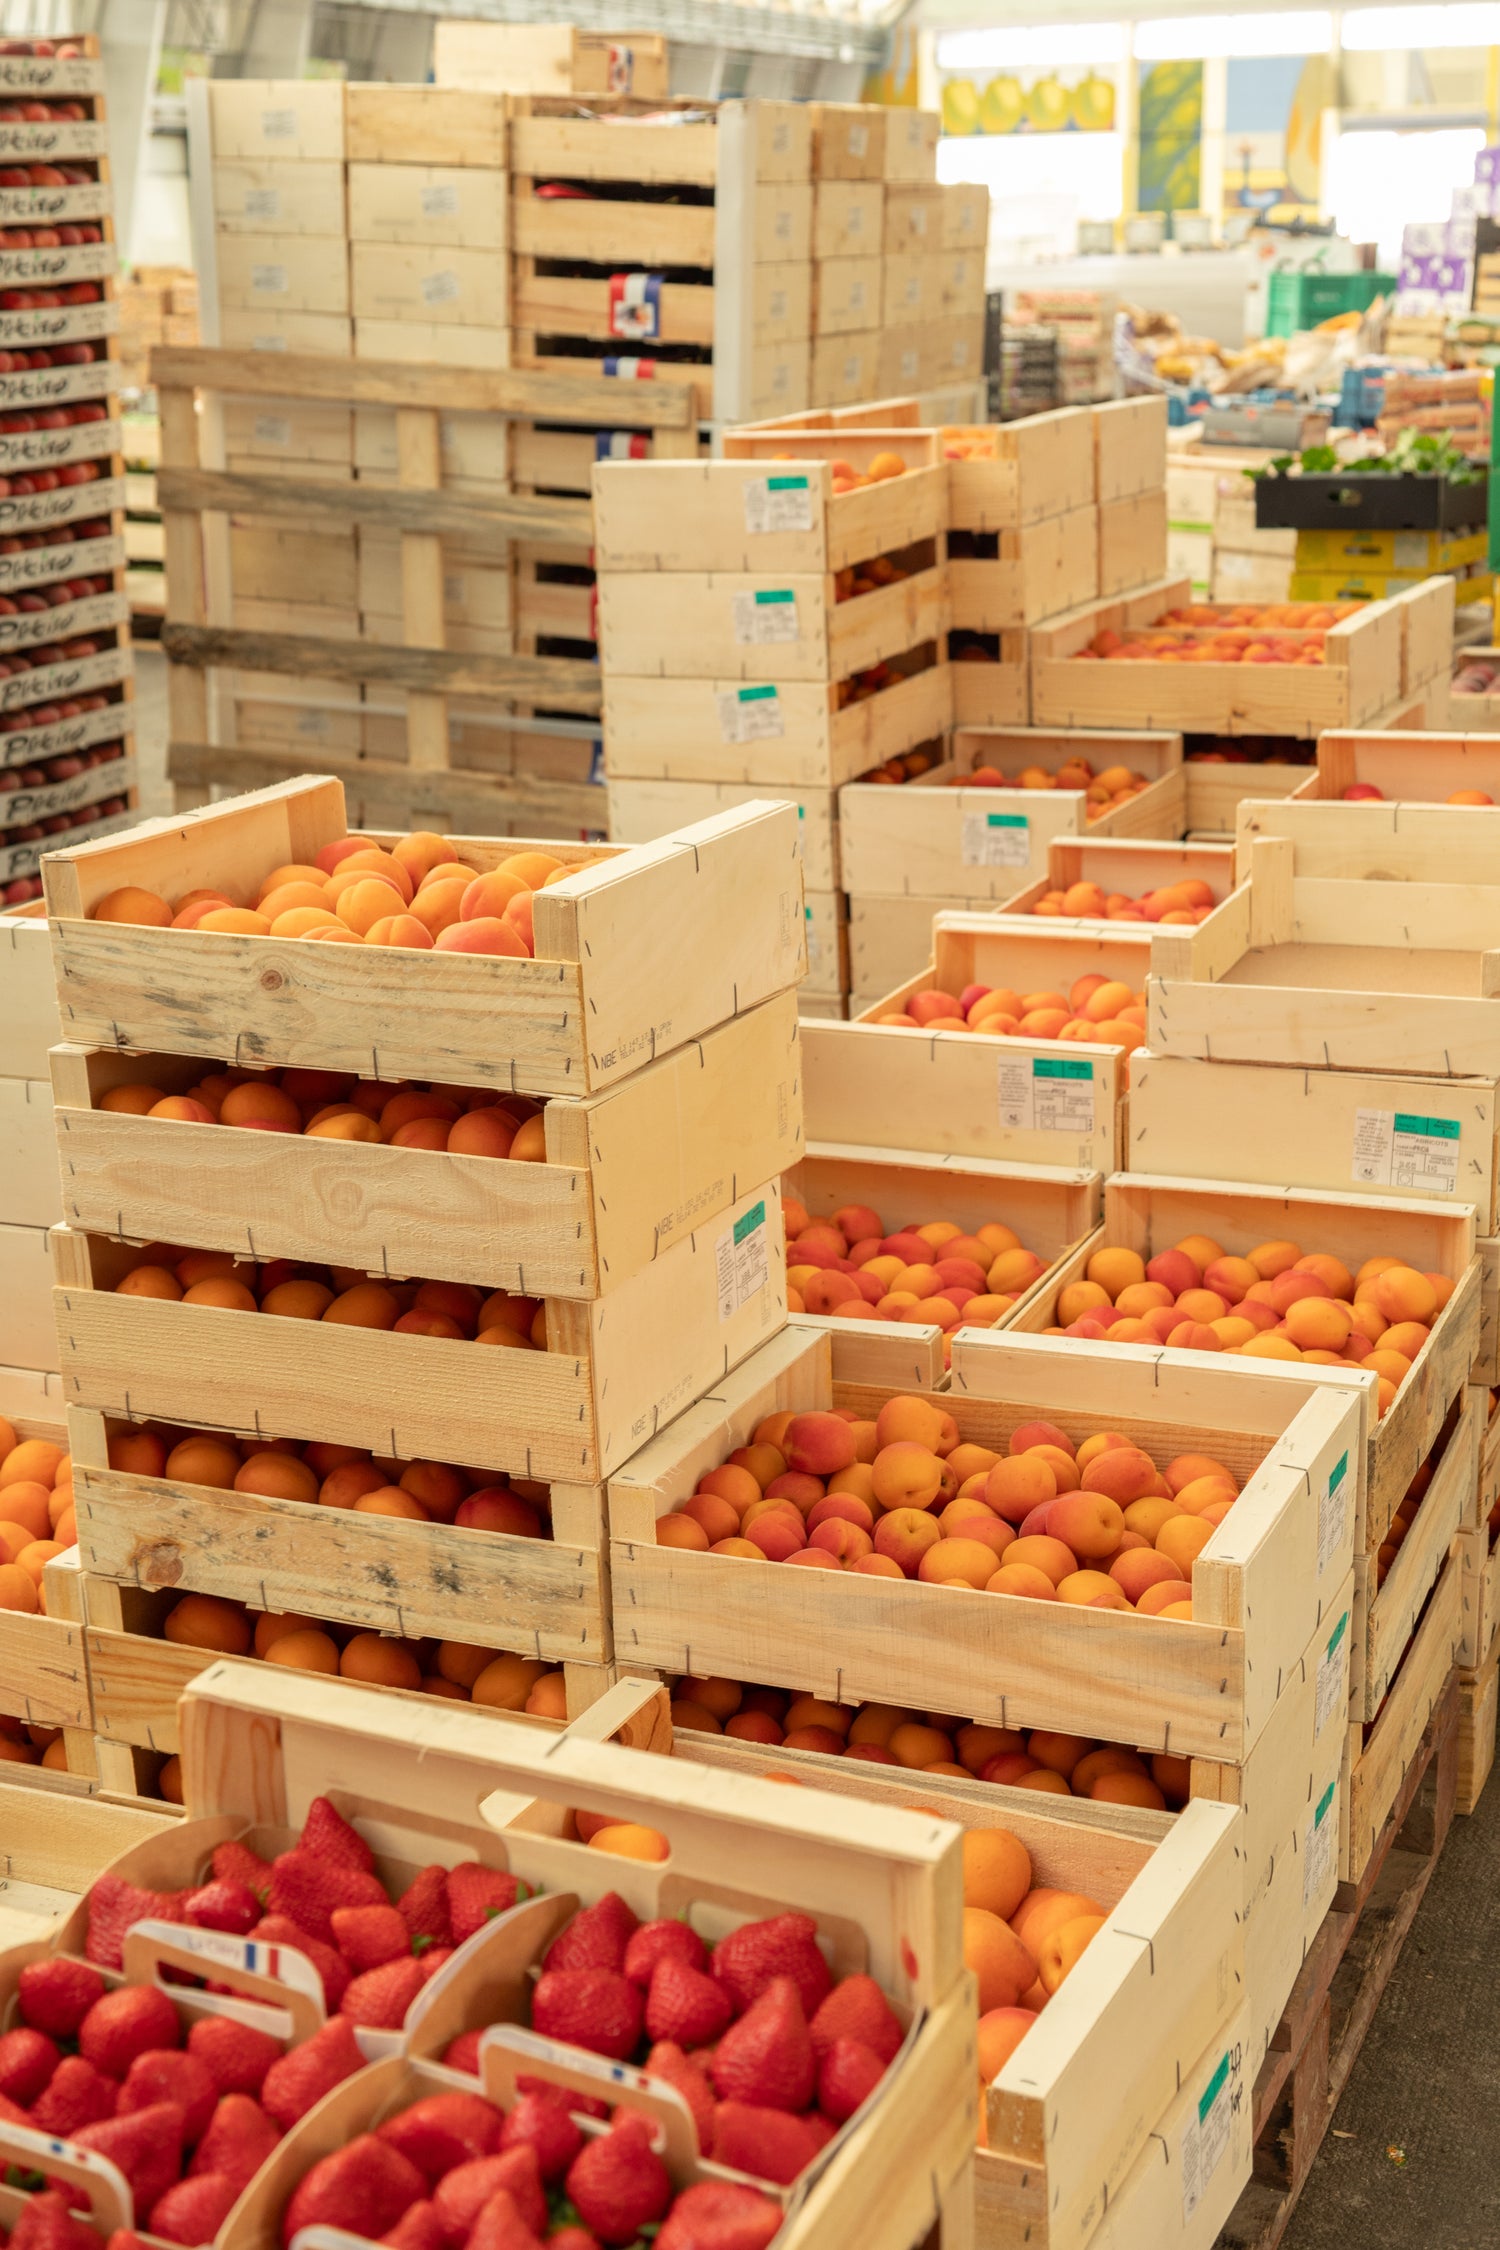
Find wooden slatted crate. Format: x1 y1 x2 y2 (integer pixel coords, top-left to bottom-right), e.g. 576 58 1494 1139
1354 1386 1477 1717
608 775 842 891
1341 1552 1461 1881
1247 724 1500 835
0 1421 89 1737
1456 1638 1499 1812
948 506 1099 631
0 1776 177 1944
989 834 1236 924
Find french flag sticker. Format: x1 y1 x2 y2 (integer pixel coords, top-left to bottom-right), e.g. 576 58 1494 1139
608 271 662 340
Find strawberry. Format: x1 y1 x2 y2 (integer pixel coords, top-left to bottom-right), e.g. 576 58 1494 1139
418 1948 454 1985
517 2074 607 2121
331 1903 412 1973
186 2016 282 2099
440 2029 483 2078
79 1984 181 2077
645 1959 731 2050
298 1795 375 1873
17 1957 104 2037
817 2037 885 2125
261 2016 364 2130
10 2189 105 2250
547 2232 602 2250
189 2093 280 2188
396 1866 452 1948
148 2172 243 2245
644 2042 714 2154
531 1969 643 2063
541 1892 637 1975
808 1975 902 2067
710 1980 815 2114
0 2025 57 2104
654 2180 783 2250
381 2199 446 2250
267 1850 388 1943
711 2101 820 2186
75 2100 187 2217
497 2089 582 2184
340 1956 425 2030
281 2135 426 2246
118 2049 217 2143
86 1874 187 1970
30 2054 118 2133
0 2088 30 2126
182 1881 259 1937
465 2190 545 2250
564 2113 671 2247
376 2092 501 2180
622 1920 707 1987
432 2148 545 2244
802 2113 836 2154
211 1840 273 1896
249 1916 351 2012
445 1865 522 1947
710 1914 831 2021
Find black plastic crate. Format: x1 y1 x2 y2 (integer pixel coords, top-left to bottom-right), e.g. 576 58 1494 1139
1254 470 1487 531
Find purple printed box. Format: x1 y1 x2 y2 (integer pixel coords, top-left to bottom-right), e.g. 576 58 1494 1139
1475 144 1500 185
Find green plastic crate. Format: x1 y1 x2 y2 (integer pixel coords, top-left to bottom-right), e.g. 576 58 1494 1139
1265 270 1398 339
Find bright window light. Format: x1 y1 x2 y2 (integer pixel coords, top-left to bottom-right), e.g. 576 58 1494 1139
936 128 1126 252
936 23 1126 71
1133 12 1332 57
1327 124 1484 263
1342 1 1500 43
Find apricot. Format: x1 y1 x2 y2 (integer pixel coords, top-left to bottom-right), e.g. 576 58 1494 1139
984 1455 1056 1525
1174 1475 1236 1516
919 1537 1000 1590
977 2008 1038 2081
1371 1266 1438 1324
1009 1419 1075 1458
1048 1489 1125 1558
116 1264 182 1302
1091 1773 1168 1809
875 1395 948 1453
1058 1570 1129 1609
435 919 529 957
1078 1447 1156 1505
1157 1514 1216 1572
94 886 172 926
1005 1534 1076 1586
873 1507 942 1574
163 1592 252 1654
1247 1239 1302 1279
986 1563 1059 1600
1038 1915 1106 1994
469 1653 549 1709
963 1827 1032 1919
1071 1747 1148 1794
1382 1321 1431 1361
1011 1888 1106 1956
323 1283 401 1329
656 1513 711 1552
1110 1549 1184 1602
232 1454 319 1506
1203 1256 1259 1304
165 1436 242 1489
964 1909 1037 2013
872 1442 944 1512
101 1084 167 1115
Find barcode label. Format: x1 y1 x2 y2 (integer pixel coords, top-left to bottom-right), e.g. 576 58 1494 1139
243 187 279 220
421 184 460 219
421 268 461 306
731 588 798 644
261 107 297 139
961 811 1028 868
716 1201 769 1318
250 264 288 296
998 1056 1094 1134
716 684 784 744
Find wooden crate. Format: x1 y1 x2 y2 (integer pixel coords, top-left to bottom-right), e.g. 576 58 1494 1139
838 728 1185 901
1456 1639 1499 1812
596 556 947 684
1099 488 1169 598
0 1218 54 1374
1341 1551 1461 1882
1456 1498 1500 1670
854 908 1155 1019
1255 724 1500 832
433 23 671 100
607 775 841 890
1006 1172 1480 1558
813 181 883 258
0 1778 177 1947
0 1073 60 1232
949 506 1099 631
0 1423 88 1736
1126 1051 1500 1234
846 893 971 1009
53 1173 787 1485
595 446 948 575
996 834 1236 923
343 84 507 167
609 1322 1360 1762
1094 397 1168 506
951 639 1030 726
943 410 1096 531
43 778 805 1096
1355 1386 1477 1717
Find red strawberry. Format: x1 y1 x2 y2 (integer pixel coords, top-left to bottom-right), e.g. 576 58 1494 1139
17 1957 104 2037
531 1969 643 2062
331 1903 412 1973
148 2172 243 2245
623 1920 707 1987
817 2036 885 2124
418 1947 454 1984
30 2054 118 2133
655 2180 783 2250
565 2114 671 2246
298 1796 375 1873
711 2101 820 2186
79 1984 181 2077
396 1866 452 1947
381 2199 447 2250
710 1914 831 2021
711 1980 815 2114
0 2089 29 2126
644 2042 714 2154
189 2093 280 2187
250 1916 351 2012
808 1975 902 2067
211 1840 273 1896
802 2113 836 2154
118 2049 217 2143
186 2016 282 2099
376 2092 502 2180
281 2135 426 2246
542 1893 637 1975
183 1881 259 1936
268 1850 388 1944
466 2190 545 2250
548 2232 602 2250
432 2148 545 2244
440 2029 483 2077
86 1874 187 1970
11 2189 104 2250
0 2026 57 2103
340 1956 426 2030
75 2100 187 2217
645 1959 732 2050
446 1865 522 1947
518 2074 607 2121
261 2016 363 2130
497 2089 583 2183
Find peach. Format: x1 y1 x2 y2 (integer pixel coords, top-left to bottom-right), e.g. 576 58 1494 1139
1078 1447 1156 1505
1048 1490 1125 1558
871 1442 944 1512
874 1507 942 1574
1110 1549 1185 1602
919 1537 1001 1590
1005 1534 1076 1585
1156 1514 1216 1572
1058 1570 1129 1608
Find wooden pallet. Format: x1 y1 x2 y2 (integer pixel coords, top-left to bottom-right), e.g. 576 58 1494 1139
1456 1641 1498 1811
1217 1669 1459 2250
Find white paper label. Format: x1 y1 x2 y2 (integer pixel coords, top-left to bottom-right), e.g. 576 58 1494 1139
1303 1778 1338 1907
848 123 869 156
261 106 297 140
1393 531 1430 570
1315 1608 1350 1738
743 474 814 536
1181 2043 1239 2221
961 810 1029 868
732 588 799 644
420 183 460 219
1352 1106 1461 1194
998 1055 1095 1134
769 288 788 321
421 267 461 306
849 278 867 311
848 204 865 236
774 207 792 240
1317 1450 1350 1580
243 187 280 221
251 263 288 296
253 413 291 447
716 685 784 744
716 1200 769 1319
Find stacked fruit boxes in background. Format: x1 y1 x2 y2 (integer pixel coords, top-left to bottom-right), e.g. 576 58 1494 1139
0 893 62 1420
1009 286 1118 403
1166 443 1295 605
38 776 806 1793
115 262 197 388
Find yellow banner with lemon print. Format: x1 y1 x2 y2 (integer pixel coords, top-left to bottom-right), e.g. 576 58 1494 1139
941 68 1116 135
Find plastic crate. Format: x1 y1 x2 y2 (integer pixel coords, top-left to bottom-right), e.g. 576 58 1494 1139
1266 270 1398 339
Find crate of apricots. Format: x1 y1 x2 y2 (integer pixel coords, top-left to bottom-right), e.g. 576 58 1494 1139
995 835 1234 928
42 775 806 1093
0 1415 91 1737
1031 576 1403 737
606 1322 1359 1762
1007 1173 1481 1552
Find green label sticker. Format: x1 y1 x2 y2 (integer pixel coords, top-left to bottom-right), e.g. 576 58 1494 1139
1034 1058 1094 1082
1394 1113 1460 1140
1327 1610 1348 1660
986 813 1028 830
1314 1779 1336 1829
1199 2054 1229 2123
754 589 795 605
767 475 809 491
1330 1452 1347 1494
738 685 777 704
734 1201 765 1245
